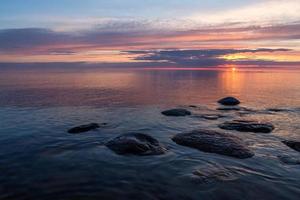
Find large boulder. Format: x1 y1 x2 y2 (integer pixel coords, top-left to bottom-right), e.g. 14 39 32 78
219 120 274 133
106 133 167 155
68 123 101 134
218 97 240 106
282 140 300 152
161 108 191 116
172 129 254 159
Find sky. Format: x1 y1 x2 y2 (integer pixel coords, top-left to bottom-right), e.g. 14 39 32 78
0 0 300 68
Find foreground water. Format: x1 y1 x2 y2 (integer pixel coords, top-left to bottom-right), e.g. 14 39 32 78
0 67 300 200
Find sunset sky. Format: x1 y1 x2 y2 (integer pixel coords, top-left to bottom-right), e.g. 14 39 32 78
1 0 300 67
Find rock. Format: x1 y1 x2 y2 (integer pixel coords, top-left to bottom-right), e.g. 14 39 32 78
172 129 254 159
218 97 240 106
201 114 225 120
217 107 241 111
68 123 100 134
161 108 191 116
193 166 238 183
267 108 289 112
282 140 300 152
189 105 198 108
219 120 274 133
278 155 300 165
106 133 166 155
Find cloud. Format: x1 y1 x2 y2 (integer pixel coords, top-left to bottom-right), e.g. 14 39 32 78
0 20 299 63
1 23 300 53
0 28 73 52
189 0 300 25
127 48 293 67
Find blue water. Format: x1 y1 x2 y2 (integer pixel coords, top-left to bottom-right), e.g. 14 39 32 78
0 67 300 200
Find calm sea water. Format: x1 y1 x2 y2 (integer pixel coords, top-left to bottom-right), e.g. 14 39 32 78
0 67 300 200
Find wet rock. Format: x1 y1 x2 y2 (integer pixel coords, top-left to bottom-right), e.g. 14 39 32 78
282 140 300 152
200 114 225 120
219 120 274 133
218 97 240 106
217 107 241 111
193 166 238 183
172 129 254 159
267 108 289 112
68 123 100 134
189 105 198 108
161 108 191 116
278 155 300 165
106 133 166 155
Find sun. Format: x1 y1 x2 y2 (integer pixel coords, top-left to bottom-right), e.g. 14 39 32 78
231 67 237 72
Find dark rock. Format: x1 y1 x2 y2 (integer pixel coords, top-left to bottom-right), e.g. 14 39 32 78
68 123 100 134
282 140 300 152
189 105 198 108
219 120 274 133
161 108 191 116
217 107 241 111
278 155 300 165
172 129 254 159
218 97 240 106
267 108 289 112
106 133 166 155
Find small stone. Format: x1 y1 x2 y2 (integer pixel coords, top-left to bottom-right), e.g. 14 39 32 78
217 107 241 111
106 133 166 155
68 123 100 134
189 105 198 108
267 108 289 112
201 114 225 120
219 120 274 133
161 108 191 116
218 97 240 106
172 129 254 159
282 140 300 152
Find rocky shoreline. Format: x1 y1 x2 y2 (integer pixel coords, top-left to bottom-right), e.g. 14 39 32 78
66 97 300 165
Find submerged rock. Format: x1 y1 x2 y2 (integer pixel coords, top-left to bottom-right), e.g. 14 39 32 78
219 120 274 133
200 114 225 120
278 155 300 165
193 166 238 183
68 123 101 134
282 140 300 152
106 133 166 155
218 97 240 106
172 129 254 159
161 108 191 116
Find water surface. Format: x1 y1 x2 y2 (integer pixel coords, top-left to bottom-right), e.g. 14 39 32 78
0 67 300 200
